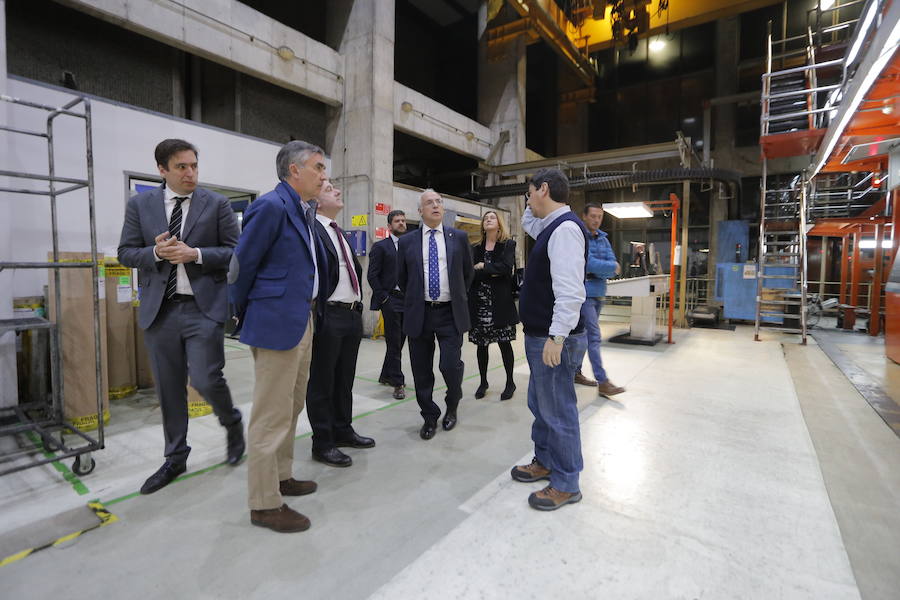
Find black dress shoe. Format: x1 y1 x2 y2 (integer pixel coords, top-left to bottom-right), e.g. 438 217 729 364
474 382 488 399
500 382 516 401
392 385 406 400
335 432 376 449
226 420 245 465
442 409 457 431
140 461 187 495
420 421 437 440
311 447 352 468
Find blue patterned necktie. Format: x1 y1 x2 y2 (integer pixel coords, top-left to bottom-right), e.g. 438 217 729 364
428 229 440 300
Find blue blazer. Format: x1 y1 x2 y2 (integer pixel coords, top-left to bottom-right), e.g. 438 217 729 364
397 226 474 338
230 181 327 351
118 184 238 329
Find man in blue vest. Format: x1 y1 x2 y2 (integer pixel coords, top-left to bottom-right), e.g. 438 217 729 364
573 202 625 397
511 168 589 511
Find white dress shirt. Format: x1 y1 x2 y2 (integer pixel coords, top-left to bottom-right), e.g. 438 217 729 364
154 186 202 295
420 223 451 302
316 214 361 303
390 233 400 290
522 206 586 337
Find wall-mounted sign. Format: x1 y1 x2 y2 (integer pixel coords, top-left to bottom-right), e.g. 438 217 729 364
351 214 368 227
375 203 391 215
343 230 367 256
375 226 390 240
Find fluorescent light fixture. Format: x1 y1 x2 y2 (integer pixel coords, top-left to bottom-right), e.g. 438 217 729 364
604 202 654 219
846 0 879 67
820 0 836 10
858 239 893 249
814 11 900 175
649 38 666 53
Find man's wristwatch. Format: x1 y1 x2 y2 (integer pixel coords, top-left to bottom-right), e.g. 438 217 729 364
550 335 566 345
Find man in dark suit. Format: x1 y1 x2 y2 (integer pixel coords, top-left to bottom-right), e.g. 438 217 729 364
307 180 375 468
367 209 407 400
118 138 244 495
230 140 329 534
397 189 474 440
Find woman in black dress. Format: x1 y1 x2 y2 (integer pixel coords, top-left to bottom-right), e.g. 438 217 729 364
469 211 519 400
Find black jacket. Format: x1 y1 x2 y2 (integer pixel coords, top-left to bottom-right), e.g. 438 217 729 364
469 239 519 328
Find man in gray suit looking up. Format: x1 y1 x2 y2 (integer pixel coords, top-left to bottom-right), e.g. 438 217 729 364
118 138 245 495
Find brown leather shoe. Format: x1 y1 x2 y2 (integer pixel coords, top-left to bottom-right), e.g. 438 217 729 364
279 478 317 496
510 457 551 483
574 371 598 386
597 380 625 397
250 504 310 533
528 485 583 511
393 385 406 400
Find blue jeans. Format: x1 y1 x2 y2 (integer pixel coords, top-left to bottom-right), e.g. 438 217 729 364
524 332 587 493
575 297 607 383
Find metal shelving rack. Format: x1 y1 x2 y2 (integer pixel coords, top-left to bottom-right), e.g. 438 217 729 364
0 93 104 476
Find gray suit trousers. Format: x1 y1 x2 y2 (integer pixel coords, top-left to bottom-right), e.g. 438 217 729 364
143 296 240 462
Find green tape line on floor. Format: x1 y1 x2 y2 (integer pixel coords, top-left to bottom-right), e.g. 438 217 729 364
24 431 90 496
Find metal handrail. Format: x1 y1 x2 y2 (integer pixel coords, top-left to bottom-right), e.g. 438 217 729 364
762 58 844 78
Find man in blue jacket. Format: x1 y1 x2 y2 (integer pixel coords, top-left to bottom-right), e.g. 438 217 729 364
230 140 329 533
574 203 625 397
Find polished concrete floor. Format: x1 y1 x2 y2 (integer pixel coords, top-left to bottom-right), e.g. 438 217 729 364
2 322 900 599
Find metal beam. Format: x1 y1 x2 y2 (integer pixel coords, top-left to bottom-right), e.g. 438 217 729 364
482 141 680 176
506 0 597 86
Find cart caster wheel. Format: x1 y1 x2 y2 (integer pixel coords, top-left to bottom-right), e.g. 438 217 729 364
73 456 96 476
41 436 62 452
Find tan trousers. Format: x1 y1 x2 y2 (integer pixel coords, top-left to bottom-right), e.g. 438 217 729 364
247 313 314 510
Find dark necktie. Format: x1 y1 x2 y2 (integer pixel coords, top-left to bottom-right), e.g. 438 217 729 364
329 221 360 296
428 229 440 301
165 196 187 299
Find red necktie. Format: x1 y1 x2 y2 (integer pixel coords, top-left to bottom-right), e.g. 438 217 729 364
329 221 360 296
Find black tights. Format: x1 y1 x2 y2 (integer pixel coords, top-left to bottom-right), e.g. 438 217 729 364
477 341 515 386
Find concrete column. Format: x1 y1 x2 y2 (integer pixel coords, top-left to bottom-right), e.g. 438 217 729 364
326 0 394 335
0 0 17 408
478 4 526 262
712 16 740 167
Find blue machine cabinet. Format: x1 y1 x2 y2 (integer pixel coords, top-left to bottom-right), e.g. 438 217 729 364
716 262 793 322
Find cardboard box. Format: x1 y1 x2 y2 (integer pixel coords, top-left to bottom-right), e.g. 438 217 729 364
105 259 137 399
47 252 109 431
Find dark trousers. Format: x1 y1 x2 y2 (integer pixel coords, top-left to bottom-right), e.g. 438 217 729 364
408 303 464 422
306 304 363 451
379 300 405 385
143 297 240 463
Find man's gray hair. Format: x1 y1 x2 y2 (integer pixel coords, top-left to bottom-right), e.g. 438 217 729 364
420 188 440 204
276 140 324 180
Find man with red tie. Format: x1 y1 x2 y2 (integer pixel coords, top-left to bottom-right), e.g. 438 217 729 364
307 180 375 468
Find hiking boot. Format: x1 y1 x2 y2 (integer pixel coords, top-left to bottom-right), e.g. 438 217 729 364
528 485 583 511
510 457 550 483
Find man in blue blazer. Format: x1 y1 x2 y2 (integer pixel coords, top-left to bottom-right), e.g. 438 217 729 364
118 138 244 496
230 140 329 534
397 189 474 440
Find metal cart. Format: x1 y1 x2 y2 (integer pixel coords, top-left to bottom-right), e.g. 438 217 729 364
0 93 104 476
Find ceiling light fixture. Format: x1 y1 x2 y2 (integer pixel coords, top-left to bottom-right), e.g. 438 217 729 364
401 101 413 113
603 202 654 219
820 0 836 11
276 45 295 61
649 38 666 53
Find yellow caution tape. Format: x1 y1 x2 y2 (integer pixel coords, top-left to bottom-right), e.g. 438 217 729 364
69 409 111 432
188 400 213 418
0 501 118 568
109 386 137 400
